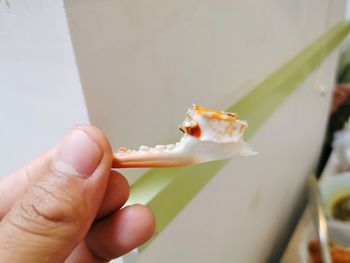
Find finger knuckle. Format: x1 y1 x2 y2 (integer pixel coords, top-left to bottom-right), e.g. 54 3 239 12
30 182 84 224
10 176 87 238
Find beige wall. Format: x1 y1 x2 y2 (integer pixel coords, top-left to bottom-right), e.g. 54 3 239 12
0 0 346 262
0 0 89 176
64 0 346 262
135 53 339 262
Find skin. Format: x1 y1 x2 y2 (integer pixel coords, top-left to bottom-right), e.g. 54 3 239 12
0 125 156 263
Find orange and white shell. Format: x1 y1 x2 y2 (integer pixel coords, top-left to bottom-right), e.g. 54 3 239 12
113 105 255 168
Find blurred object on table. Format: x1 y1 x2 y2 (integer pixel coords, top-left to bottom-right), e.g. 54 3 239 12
317 38 350 177
308 240 350 263
331 85 350 113
332 122 350 172
308 175 332 262
320 172 350 247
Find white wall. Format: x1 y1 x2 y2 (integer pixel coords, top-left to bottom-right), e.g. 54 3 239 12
64 0 346 262
64 0 346 183
1 0 346 262
0 0 88 176
135 53 339 263
347 0 350 19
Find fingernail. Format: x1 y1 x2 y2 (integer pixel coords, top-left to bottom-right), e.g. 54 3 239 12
53 129 103 176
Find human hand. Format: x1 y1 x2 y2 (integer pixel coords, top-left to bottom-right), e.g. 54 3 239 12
0 125 155 263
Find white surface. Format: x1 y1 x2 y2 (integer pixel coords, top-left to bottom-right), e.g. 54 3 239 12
0 0 88 176
64 0 346 262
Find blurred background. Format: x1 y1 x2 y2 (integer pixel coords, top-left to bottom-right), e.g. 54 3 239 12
2 0 350 262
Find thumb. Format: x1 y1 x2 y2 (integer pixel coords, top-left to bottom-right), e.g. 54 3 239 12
0 126 112 263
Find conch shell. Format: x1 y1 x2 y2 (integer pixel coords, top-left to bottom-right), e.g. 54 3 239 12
112 105 255 168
